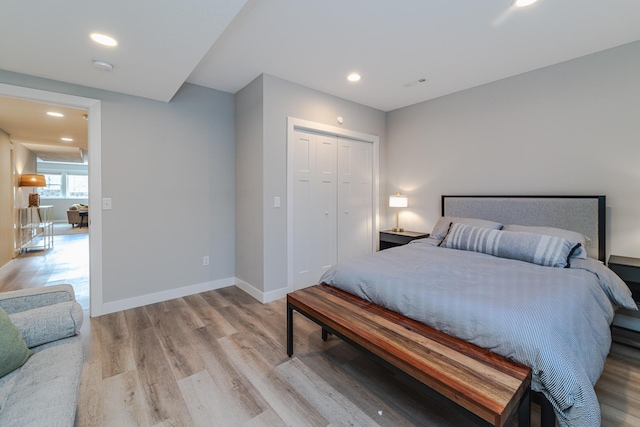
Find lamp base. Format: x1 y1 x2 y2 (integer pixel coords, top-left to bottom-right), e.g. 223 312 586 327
391 227 404 232
28 193 40 208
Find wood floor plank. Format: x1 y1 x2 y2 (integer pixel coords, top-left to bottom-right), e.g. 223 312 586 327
275 357 379 426
96 311 135 379
219 334 330 427
182 293 237 338
102 370 151 427
130 327 195 426
178 369 262 426
195 325 269 419
75 360 104 427
146 306 207 381
242 408 287 427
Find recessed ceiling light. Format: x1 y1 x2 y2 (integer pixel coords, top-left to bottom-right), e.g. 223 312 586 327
90 33 118 47
93 60 114 71
61 137 74 142
514 0 539 7
347 73 361 82
46 112 64 117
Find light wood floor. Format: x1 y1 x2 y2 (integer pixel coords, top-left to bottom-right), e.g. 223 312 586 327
2 232 639 426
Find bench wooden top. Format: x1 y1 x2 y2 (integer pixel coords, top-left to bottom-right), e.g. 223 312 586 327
287 284 532 427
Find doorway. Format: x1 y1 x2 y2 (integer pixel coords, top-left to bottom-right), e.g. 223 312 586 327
0 83 103 316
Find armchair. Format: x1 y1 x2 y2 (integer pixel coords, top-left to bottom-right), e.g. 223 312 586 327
0 285 84 427
67 205 88 228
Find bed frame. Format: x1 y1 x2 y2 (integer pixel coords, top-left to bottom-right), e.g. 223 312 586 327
442 195 606 262
287 195 607 426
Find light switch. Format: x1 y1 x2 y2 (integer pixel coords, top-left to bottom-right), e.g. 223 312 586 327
102 198 112 210
274 196 281 208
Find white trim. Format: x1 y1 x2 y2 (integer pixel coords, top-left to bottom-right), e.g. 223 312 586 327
0 83 103 317
234 278 289 303
286 117 380 294
101 277 236 315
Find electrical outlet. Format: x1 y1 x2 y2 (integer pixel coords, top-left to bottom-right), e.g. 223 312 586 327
203 256 210 266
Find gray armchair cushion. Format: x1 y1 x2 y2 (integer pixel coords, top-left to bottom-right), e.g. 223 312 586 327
0 336 82 427
0 285 75 315
8 301 83 349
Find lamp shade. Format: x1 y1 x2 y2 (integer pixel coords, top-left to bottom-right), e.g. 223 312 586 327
389 193 408 208
19 174 46 187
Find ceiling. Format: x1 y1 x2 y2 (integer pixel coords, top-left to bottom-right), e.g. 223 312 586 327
1 0 640 160
0 97 88 163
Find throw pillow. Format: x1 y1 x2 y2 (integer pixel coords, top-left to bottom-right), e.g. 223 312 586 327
0 307 33 378
442 222 580 268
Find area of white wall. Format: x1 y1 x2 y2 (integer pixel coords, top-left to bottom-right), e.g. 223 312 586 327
0 70 236 311
260 74 386 299
386 41 640 258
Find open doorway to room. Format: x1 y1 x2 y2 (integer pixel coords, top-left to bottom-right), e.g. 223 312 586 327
0 96 89 309
0 83 102 316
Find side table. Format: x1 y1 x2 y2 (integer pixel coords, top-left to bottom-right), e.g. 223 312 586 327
379 230 429 250
609 255 640 347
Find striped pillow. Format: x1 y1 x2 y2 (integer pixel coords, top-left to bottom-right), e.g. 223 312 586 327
441 222 581 268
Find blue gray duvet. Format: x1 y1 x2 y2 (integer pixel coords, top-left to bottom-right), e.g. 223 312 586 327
320 239 636 427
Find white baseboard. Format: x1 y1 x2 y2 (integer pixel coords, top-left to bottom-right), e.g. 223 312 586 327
99 277 236 316
234 278 290 303
97 277 292 317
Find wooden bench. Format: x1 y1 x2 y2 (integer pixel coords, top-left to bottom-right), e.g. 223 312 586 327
287 284 533 427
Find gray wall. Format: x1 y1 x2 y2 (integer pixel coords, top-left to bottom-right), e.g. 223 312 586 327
0 70 236 304
260 74 386 296
235 75 265 290
386 41 640 258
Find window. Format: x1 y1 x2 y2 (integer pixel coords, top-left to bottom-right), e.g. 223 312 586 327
36 172 88 198
38 173 62 198
67 174 88 198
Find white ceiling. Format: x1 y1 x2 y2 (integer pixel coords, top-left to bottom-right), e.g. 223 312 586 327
0 97 88 163
1 0 640 159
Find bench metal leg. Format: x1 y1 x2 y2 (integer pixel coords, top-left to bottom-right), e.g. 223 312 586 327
540 396 555 427
518 388 531 427
287 302 294 357
322 328 329 341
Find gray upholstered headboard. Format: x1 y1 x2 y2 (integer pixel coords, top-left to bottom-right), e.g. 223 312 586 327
442 195 606 262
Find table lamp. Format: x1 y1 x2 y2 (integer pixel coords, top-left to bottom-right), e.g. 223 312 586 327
20 174 46 207
389 192 408 232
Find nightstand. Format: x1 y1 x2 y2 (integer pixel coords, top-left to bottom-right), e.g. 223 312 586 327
609 255 640 346
379 230 429 250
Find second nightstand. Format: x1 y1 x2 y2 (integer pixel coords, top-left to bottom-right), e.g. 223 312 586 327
609 255 640 341
379 230 429 250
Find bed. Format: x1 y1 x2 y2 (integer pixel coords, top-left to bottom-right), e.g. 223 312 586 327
318 195 636 427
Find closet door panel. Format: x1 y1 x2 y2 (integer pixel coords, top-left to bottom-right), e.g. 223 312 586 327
292 132 313 289
292 131 336 290
337 138 373 263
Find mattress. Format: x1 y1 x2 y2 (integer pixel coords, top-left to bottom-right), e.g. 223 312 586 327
320 238 636 427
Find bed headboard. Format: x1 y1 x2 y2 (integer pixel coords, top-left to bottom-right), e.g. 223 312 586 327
442 195 606 262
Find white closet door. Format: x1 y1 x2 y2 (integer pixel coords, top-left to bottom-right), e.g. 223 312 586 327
337 138 373 263
292 130 337 290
